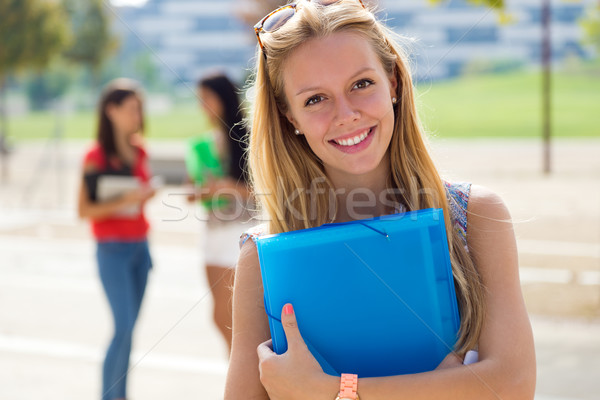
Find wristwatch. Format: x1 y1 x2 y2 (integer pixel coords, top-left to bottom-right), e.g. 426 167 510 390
335 373 359 400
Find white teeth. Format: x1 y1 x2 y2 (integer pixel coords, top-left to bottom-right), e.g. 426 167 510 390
334 129 370 146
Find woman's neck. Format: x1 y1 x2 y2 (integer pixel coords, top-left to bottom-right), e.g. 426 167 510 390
113 130 136 164
214 127 229 162
326 156 395 223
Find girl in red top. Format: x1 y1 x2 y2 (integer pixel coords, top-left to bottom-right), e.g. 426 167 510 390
77 79 155 400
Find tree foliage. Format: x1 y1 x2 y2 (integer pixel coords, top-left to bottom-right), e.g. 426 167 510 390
0 0 70 77
0 0 71 159
61 0 120 72
580 4 600 54
19 0 121 108
25 60 73 110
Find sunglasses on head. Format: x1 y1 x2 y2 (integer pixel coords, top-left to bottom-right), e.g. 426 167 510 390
254 0 367 58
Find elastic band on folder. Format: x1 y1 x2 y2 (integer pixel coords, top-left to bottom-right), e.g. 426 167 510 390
264 296 282 323
266 310 281 323
356 221 389 239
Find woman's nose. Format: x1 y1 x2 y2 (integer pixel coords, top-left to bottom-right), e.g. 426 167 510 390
334 96 360 126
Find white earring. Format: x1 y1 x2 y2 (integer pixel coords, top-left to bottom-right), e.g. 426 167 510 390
392 97 398 105
295 129 301 135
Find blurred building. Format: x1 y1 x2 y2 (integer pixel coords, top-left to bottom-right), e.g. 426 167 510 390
384 0 594 80
112 0 596 85
114 0 254 84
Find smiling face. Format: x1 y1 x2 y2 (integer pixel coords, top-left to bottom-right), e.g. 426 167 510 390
282 31 397 186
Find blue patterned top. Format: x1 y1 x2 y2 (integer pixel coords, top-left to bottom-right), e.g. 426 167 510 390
444 181 471 248
241 181 471 248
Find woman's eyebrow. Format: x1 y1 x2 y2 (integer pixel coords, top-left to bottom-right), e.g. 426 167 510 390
294 67 376 96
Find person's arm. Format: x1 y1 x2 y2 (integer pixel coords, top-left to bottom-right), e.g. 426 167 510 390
184 176 199 203
198 177 251 201
77 164 153 221
254 185 536 400
224 239 272 399
354 185 536 399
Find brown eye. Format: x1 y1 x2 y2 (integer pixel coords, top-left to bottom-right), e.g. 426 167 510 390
305 95 325 107
353 79 374 90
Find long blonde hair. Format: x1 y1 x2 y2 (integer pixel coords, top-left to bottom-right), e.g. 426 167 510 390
246 0 484 355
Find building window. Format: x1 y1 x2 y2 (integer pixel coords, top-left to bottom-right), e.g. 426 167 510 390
383 12 413 28
555 6 583 24
446 26 497 43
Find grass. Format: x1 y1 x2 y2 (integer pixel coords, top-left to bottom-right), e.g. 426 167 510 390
7 103 210 142
5 68 600 142
416 68 600 138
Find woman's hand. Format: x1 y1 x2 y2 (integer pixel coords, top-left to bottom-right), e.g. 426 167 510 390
257 304 337 400
122 186 155 206
186 179 222 202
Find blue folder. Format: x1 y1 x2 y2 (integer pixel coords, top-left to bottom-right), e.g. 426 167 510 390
255 208 460 378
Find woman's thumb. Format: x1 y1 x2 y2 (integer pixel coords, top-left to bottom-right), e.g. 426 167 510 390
281 303 303 350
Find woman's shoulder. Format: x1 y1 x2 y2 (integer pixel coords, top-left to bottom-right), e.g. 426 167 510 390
444 181 508 213
84 142 102 157
466 184 512 222
83 143 105 170
444 181 512 246
459 184 513 255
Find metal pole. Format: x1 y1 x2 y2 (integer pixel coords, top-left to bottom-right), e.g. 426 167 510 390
0 77 9 183
542 0 552 174
54 99 65 207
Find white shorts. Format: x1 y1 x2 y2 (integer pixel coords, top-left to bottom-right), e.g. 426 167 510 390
198 213 255 268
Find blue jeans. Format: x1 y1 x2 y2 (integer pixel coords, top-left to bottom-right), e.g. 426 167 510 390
97 240 152 400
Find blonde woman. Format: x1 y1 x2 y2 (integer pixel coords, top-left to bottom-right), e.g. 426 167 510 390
225 1 535 399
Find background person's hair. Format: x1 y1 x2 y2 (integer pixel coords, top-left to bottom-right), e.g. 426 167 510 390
198 73 248 183
247 0 485 355
96 78 145 162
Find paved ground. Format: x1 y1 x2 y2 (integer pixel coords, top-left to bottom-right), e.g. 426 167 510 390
0 138 599 399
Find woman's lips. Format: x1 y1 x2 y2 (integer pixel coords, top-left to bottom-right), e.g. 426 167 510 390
329 127 375 154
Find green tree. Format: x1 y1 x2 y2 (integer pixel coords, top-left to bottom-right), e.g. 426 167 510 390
62 0 120 84
0 0 70 180
25 60 73 110
581 4 600 54
21 0 120 111
133 51 163 90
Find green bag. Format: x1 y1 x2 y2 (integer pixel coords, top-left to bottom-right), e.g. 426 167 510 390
185 134 229 210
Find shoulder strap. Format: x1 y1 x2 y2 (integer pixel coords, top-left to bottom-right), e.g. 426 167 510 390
444 181 471 247
239 223 267 247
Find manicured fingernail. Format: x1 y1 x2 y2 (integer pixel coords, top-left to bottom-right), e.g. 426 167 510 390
284 304 294 315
